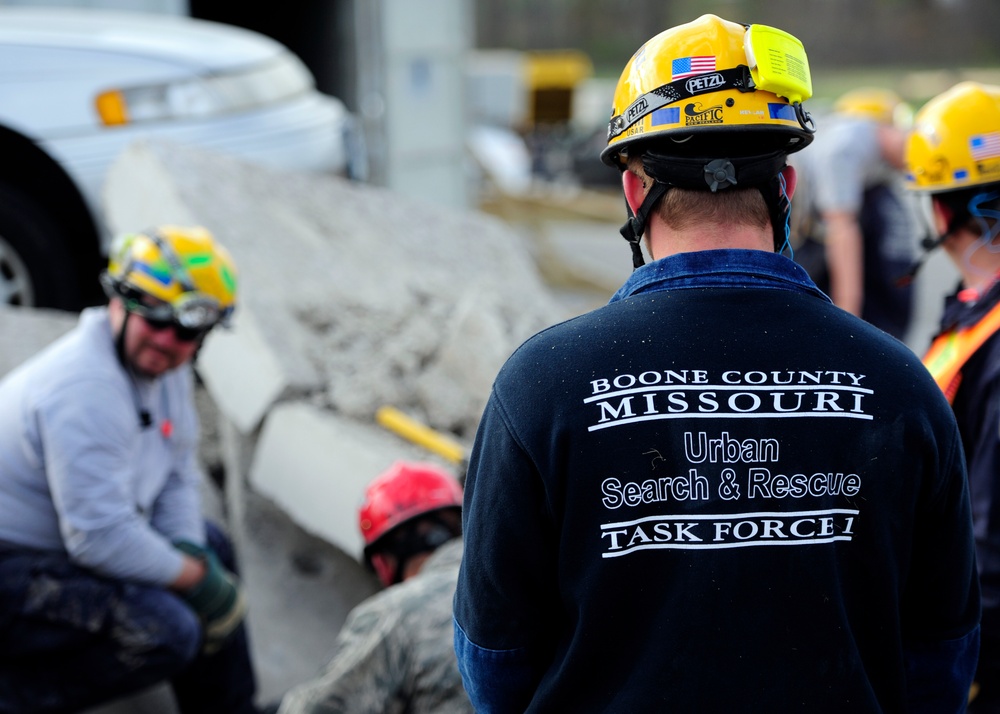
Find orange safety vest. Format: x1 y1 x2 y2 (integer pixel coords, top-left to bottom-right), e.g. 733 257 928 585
923 299 1000 404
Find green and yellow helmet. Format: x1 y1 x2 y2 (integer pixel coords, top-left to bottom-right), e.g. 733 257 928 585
602 14 814 168
101 225 238 330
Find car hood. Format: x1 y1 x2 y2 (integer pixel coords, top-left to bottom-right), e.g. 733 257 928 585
0 8 282 71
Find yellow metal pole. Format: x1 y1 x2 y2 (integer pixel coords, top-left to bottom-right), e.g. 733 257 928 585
375 406 466 465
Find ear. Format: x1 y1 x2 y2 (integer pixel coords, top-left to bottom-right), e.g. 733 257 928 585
369 552 398 588
107 297 127 333
622 169 647 215
779 164 797 200
931 197 953 237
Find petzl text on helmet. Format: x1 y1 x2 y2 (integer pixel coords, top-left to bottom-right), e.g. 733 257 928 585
606 22 814 149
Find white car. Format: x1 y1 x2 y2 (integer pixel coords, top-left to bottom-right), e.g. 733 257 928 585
0 7 362 309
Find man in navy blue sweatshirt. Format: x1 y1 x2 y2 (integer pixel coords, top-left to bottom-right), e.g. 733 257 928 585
453 14 980 713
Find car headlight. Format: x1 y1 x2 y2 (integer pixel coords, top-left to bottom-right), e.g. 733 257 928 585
94 51 314 126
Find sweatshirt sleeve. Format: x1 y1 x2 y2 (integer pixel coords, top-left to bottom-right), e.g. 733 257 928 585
902 425 981 712
149 376 205 546
904 629 979 714
149 460 205 547
453 392 559 712
37 378 185 586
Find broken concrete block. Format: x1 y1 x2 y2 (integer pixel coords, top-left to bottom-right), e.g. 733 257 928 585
248 401 451 560
104 139 562 439
197 312 288 433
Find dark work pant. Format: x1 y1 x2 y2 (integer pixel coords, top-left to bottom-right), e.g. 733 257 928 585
857 183 915 341
794 184 915 341
0 522 257 714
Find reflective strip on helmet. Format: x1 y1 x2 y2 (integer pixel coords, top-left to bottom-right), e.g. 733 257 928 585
608 65 756 141
150 231 197 293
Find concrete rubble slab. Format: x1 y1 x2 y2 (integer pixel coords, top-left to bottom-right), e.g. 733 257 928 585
196 311 287 434
249 401 435 560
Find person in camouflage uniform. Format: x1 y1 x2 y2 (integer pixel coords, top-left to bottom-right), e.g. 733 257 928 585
275 461 471 714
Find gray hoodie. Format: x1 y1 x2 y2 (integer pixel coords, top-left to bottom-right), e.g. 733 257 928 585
0 307 204 585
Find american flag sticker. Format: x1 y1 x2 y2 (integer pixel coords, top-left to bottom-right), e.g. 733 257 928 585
672 56 716 80
970 133 1000 161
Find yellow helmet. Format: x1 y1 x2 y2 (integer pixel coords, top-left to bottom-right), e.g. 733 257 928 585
905 81 1000 194
101 225 238 329
833 87 908 127
601 14 814 168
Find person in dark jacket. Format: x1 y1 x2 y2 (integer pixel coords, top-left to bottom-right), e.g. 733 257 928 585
789 87 918 340
905 81 1000 713
453 14 980 714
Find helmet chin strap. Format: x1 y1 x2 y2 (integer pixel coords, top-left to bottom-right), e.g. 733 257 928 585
114 308 130 368
895 233 948 288
619 151 791 269
112 307 154 429
619 183 669 269
895 189 1000 287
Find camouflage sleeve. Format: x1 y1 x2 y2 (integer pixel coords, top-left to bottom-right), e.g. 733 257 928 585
277 593 410 714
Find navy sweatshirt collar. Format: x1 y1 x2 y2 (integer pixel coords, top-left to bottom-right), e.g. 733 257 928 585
610 249 832 304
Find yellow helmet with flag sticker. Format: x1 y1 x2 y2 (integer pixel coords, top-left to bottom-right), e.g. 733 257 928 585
601 14 814 168
101 225 238 330
905 81 1000 194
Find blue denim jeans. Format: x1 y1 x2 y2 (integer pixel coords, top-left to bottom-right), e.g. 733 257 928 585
0 522 257 714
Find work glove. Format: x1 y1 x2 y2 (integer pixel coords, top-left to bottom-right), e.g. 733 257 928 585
174 540 248 655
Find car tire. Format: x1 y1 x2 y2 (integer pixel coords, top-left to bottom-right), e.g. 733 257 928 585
0 182 81 310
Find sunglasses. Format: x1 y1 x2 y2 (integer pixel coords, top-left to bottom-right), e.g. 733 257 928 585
141 315 213 342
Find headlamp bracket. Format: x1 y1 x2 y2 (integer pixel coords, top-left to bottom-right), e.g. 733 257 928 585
704 160 738 192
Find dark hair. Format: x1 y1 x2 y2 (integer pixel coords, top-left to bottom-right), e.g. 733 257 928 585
935 184 1000 234
364 507 462 582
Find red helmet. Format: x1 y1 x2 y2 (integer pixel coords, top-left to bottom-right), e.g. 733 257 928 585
358 461 463 550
